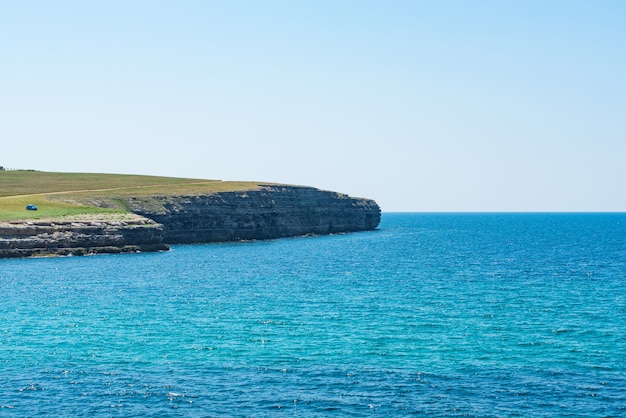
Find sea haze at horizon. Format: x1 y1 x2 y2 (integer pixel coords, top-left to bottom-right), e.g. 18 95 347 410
1 213 625 416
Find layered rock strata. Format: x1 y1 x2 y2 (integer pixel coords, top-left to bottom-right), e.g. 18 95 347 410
0 185 380 258
0 215 167 258
125 185 381 244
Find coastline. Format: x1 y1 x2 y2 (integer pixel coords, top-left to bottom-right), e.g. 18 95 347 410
0 186 381 258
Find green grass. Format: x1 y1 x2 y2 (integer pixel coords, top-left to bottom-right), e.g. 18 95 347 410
0 171 265 221
0 171 217 197
0 195 120 221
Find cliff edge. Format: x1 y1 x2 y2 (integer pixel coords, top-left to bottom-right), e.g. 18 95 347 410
125 185 381 244
0 185 380 258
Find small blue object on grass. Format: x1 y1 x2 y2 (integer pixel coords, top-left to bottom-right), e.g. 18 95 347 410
26 204 38 211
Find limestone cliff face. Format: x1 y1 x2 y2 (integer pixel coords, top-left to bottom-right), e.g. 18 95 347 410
0 185 380 258
124 186 381 244
0 216 168 258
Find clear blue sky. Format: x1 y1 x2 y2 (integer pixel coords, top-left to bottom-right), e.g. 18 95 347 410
1 1 624 211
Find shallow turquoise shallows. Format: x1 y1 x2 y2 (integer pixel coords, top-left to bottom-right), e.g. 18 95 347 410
1 213 625 416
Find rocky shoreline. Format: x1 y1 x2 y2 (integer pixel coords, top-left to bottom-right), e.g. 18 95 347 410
0 214 168 258
0 186 380 258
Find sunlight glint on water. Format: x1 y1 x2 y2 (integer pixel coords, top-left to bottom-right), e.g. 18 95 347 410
1 213 625 415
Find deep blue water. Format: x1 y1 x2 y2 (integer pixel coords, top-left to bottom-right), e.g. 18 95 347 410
1 213 625 416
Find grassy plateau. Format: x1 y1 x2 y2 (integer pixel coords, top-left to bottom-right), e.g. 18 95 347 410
0 171 262 221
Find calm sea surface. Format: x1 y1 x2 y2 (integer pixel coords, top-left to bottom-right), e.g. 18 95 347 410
1 213 625 416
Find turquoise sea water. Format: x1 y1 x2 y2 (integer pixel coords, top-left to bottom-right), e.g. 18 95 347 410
1 213 625 416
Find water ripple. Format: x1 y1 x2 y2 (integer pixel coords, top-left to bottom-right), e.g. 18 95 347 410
1 213 625 415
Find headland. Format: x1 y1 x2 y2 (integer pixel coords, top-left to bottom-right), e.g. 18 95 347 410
0 171 380 258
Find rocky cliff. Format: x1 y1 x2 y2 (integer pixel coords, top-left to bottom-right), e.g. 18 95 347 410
124 185 380 243
0 185 380 258
0 214 168 258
